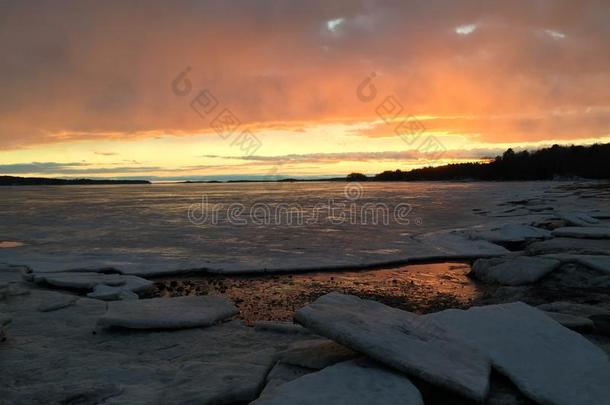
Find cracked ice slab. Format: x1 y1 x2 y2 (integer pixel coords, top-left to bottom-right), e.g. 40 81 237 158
426 302 610 405
552 226 610 239
415 230 509 258
294 293 491 401
543 254 610 275
253 359 424 405
527 238 610 255
555 211 600 227
469 224 551 244
28 271 153 301
470 256 560 285
97 295 239 329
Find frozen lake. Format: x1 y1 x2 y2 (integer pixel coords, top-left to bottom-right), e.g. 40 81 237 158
0 181 603 274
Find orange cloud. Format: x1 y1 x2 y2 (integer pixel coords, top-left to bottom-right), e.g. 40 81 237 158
1 0 609 151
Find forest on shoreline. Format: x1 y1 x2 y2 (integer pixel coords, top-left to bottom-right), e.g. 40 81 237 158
350 143 610 182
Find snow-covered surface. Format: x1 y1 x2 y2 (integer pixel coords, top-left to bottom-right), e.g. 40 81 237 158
254 359 424 405
97 295 239 329
471 256 560 285
294 292 491 401
427 302 610 405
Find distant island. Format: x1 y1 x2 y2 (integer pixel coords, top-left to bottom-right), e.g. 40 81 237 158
0 176 150 186
350 143 610 182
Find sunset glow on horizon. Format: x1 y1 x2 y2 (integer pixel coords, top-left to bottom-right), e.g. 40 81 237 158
1 1 609 179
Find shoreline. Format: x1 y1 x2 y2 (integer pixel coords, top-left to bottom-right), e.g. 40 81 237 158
1 178 607 187
146 261 484 324
2 180 610 404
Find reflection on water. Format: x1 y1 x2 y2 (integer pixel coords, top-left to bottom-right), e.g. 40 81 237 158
0 241 24 248
151 262 488 324
0 181 558 272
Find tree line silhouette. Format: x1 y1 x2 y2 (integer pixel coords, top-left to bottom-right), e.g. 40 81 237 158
348 143 610 181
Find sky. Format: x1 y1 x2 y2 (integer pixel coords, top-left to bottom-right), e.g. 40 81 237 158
1 0 610 180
